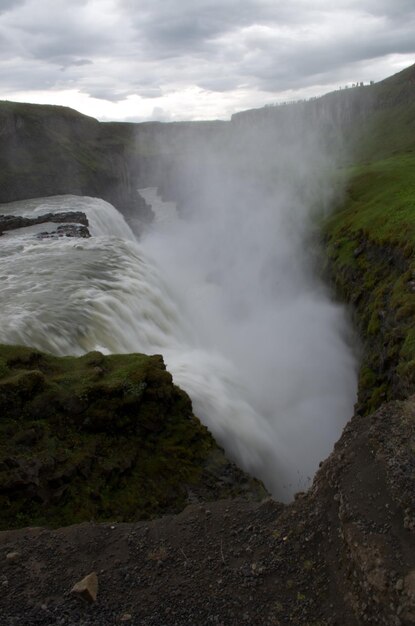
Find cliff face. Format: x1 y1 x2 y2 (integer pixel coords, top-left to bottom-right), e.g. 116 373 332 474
0 101 227 224
322 66 415 416
231 63 415 161
0 102 152 223
0 344 265 530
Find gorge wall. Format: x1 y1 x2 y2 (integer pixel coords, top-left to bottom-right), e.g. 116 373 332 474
0 102 152 223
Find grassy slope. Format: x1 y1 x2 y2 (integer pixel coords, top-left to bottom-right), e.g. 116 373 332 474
323 64 415 413
0 345 264 529
0 101 153 219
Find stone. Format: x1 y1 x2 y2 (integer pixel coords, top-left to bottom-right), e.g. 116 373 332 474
120 614 132 622
353 243 365 258
6 551 21 562
71 572 98 603
404 570 415 597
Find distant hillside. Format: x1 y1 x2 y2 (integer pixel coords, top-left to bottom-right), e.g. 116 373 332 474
0 101 152 222
322 63 415 414
231 63 415 162
1 64 413 217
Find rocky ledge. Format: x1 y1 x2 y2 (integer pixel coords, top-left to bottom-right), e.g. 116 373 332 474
0 397 413 625
0 211 90 238
0 345 265 531
0 102 153 226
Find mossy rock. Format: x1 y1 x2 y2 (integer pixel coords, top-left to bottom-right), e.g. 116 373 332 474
0 345 265 529
322 154 415 414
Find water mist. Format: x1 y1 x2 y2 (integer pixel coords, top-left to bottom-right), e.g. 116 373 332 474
138 105 358 498
0 102 358 500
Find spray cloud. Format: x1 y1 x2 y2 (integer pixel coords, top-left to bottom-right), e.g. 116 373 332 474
138 102 358 498
0 100 358 500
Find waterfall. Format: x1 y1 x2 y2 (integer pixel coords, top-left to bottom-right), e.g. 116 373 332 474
0 190 357 499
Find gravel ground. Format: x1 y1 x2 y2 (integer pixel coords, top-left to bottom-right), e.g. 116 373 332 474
1 397 414 626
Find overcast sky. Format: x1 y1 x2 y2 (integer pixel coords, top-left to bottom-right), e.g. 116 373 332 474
0 0 414 122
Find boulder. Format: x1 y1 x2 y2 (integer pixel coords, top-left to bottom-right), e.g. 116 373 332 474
71 572 98 604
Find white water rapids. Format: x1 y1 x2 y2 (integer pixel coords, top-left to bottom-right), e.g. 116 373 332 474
0 190 357 499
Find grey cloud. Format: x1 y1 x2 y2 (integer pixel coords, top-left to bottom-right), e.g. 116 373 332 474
197 3 415 94
69 59 93 67
119 0 415 96
354 0 415 20
1 0 118 62
0 0 26 15
83 88 129 102
0 0 414 111
125 0 324 57
57 58 93 71
197 76 241 92
135 87 163 99
22 29 110 62
0 58 62 92
246 22 415 92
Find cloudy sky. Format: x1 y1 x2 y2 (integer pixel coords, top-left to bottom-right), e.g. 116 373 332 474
0 0 414 122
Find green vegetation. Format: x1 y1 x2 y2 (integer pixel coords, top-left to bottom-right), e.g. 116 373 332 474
329 155 415 245
321 65 415 414
0 345 262 530
0 100 153 220
323 149 415 413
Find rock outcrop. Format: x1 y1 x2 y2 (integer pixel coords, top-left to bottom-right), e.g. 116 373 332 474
0 211 90 238
0 345 266 530
269 396 415 625
0 102 153 226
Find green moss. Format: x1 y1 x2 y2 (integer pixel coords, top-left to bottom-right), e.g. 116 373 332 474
401 329 415 359
323 152 415 413
359 366 377 390
326 155 415 249
0 358 10 379
0 345 228 530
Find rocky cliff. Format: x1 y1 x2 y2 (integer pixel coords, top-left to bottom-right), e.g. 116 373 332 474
0 102 153 224
0 344 265 530
322 64 415 416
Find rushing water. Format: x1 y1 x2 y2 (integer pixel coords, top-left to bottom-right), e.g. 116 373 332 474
0 191 357 499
